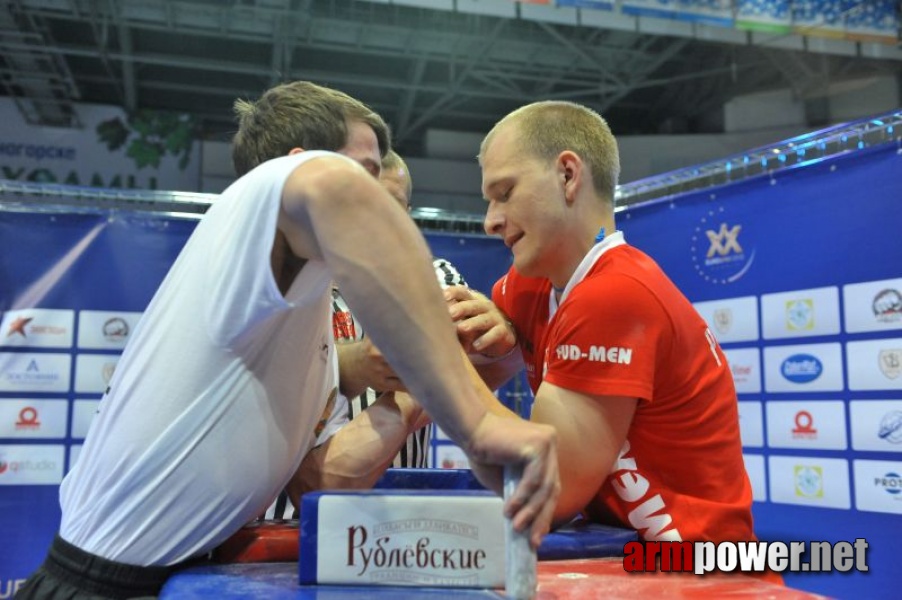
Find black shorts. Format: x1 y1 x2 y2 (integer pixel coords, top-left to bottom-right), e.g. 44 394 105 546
16 535 177 599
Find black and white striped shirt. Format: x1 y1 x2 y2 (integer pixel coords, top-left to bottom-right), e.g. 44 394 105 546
261 258 466 519
331 257 467 469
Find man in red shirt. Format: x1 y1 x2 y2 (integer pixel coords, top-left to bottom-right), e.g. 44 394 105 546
446 100 762 553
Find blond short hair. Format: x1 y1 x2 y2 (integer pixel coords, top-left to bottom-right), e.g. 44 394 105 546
480 101 620 205
381 149 413 202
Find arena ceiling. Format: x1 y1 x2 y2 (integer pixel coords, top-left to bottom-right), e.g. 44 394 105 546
3 0 901 156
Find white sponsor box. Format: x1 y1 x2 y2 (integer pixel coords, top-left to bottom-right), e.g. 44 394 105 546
300 491 505 587
743 453 767 502
766 400 847 450
763 343 844 392
68 444 83 473
71 400 101 439
0 309 74 348
853 459 902 514
0 444 65 485
74 354 120 393
0 399 67 439
693 296 759 343
0 353 71 392
435 444 469 470
849 400 902 453
738 401 764 447
724 347 761 393
768 455 850 509
761 287 840 340
846 339 902 391
77 310 143 349
843 278 902 333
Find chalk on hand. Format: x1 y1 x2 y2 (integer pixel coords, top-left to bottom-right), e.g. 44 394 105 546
504 464 537 599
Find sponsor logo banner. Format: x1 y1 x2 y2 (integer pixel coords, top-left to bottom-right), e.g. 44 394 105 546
690 207 756 285
849 400 902 453
0 353 71 392
742 454 767 502
315 494 505 587
74 354 120 393
853 459 902 515
724 347 761 393
0 399 68 439
768 455 850 509
693 296 759 343
71 400 101 439
763 343 844 392
0 309 74 348
436 444 469 470
766 401 847 450
0 444 65 485
846 339 902 391
761 287 840 340
738 401 764 447
77 310 143 349
0 96 200 191
843 278 902 333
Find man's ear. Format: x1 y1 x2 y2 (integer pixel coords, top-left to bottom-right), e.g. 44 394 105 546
288 147 305 156
558 150 582 204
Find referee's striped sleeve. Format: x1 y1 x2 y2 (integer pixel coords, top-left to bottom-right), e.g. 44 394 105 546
433 258 467 289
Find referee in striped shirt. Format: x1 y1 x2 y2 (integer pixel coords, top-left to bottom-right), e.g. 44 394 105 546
263 150 467 519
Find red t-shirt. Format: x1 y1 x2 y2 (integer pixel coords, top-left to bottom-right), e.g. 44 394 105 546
493 238 755 544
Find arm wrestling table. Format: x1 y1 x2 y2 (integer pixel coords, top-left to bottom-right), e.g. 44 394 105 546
160 470 827 599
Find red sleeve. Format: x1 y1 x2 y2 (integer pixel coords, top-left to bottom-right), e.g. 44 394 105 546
491 272 509 312
543 274 671 402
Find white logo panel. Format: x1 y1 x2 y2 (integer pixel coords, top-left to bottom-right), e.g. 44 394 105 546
766 401 847 450
761 287 840 340
724 347 761 393
853 459 902 514
0 352 71 392
0 399 68 439
763 343 844 392
768 455 850 509
693 296 759 343
0 309 74 348
74 354 120 393
435 444 469 470
843 278 902 333
846 339 902 391
743 454 767 502
849 400 902 452
738 401 764 447
68 444 83 473
71 400 101 439
0 444 65 485
77 310 143 349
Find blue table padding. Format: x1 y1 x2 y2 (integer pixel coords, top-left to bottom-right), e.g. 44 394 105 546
160 563 500 599
537 519 637 560
373 468 484 490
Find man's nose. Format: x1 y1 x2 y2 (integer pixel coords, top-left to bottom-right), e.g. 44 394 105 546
484 204 503 236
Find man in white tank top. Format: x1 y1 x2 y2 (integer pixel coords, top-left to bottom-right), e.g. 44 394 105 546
17 81 560 599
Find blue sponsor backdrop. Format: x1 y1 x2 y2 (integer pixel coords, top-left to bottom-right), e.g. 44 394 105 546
0 207 512 593
618 143 902 599
2 139 901 598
